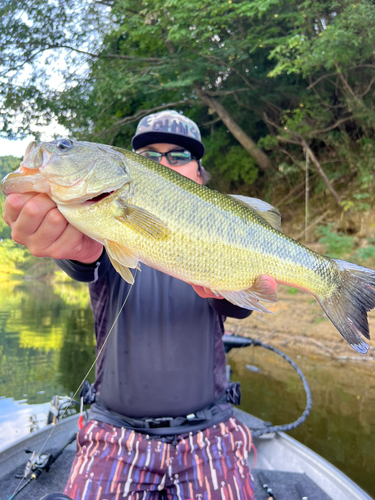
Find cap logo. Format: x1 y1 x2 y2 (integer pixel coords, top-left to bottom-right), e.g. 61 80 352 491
152 119 189 137
137 112 200 140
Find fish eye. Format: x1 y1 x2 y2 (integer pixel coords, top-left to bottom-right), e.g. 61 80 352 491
57 139 72 151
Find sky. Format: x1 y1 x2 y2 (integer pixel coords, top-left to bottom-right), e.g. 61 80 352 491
0 135 35 158
0 121 69 158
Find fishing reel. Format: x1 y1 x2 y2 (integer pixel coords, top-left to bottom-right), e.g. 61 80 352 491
24 450 51 477
14 449 53 480
46 382 95 425
46 396 78 425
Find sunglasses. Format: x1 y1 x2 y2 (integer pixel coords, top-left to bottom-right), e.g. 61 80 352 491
138 149 196 166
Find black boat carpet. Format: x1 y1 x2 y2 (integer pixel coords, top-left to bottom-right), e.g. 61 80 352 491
252 468 332 500
1 449 333 500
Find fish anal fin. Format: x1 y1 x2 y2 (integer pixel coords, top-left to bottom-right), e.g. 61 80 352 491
217 288 276 314
116 199 169 239
105 239 140 284
229 194 281 231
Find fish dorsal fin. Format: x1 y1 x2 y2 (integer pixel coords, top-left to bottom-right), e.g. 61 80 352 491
105 239 140 284
229 194 281 231
116 199 169 239
216 275 278 313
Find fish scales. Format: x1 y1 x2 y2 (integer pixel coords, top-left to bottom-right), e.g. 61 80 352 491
117 150 335 294
2 139 375 354
80 152 332 293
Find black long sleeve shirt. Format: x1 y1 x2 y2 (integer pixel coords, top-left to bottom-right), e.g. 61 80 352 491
56 251 251 418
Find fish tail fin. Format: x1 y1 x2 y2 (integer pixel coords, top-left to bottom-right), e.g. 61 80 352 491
316 259 375 354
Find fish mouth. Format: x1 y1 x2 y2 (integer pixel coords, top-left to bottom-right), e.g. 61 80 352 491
4 165 40 180
1 166 48 196
82 190 116 206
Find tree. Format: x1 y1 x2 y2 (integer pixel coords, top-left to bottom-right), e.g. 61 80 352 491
1 0 374 207
262 0 375 208
0 0 109 138
0 0 292 172
0 155 21 239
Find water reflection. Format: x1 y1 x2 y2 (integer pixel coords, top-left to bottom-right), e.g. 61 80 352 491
0 278 95 450
0 397 50 449
230 346 375 497
0 278 374 496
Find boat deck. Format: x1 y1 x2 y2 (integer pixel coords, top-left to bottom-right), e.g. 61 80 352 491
1 449 332 500
0 411 352 500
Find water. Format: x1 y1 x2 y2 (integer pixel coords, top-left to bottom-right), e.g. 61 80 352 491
230 346 375 497
0 277 95 449
0 278 374 497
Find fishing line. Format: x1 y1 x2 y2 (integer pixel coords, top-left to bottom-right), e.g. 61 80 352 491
8 269 137 500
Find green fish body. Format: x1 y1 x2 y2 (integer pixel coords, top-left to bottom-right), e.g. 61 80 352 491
2 139 375 353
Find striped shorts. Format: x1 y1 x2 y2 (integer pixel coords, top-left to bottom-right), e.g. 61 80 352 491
64 417 254 500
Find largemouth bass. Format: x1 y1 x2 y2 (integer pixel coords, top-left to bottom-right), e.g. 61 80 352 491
2 138 375 354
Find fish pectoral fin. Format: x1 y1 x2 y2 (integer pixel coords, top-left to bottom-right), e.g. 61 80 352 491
116 200 169 239
229 194 281 232
105 240 140 284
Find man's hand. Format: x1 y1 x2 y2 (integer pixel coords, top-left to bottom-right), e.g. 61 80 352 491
190 284 223 299
3 193 103 263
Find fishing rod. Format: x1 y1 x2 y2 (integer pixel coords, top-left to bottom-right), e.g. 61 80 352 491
9 297 311 498
8 432 77 500
8 273 137 500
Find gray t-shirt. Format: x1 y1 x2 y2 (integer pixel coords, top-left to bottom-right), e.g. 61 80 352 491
56 252 251 418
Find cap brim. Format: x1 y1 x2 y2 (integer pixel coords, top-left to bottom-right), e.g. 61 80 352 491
132 132 204 160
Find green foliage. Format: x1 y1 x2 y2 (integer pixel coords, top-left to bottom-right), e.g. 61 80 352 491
219 146 259 185
0 155 20 178
202 129 259 190
0 0 108 137
341 193 371 213
315 224 355 258
258 135 279 151
269 1 375 77
0 236 56 278
0 238 35 279
0 238 30 266
353 245 375 266
0 195 11 239
0 156 20 239
0 0 374 212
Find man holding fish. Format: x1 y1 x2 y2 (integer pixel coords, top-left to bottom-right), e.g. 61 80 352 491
3 111 256 500
3 105 375 499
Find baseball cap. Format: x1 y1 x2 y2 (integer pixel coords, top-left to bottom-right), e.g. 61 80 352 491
132 110 205 160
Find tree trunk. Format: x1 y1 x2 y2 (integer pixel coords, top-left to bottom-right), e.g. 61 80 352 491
197 91 274 171
263 113 343 207
301 139 342 206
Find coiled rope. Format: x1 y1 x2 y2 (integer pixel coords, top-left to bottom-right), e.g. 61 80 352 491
222 334 313 438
